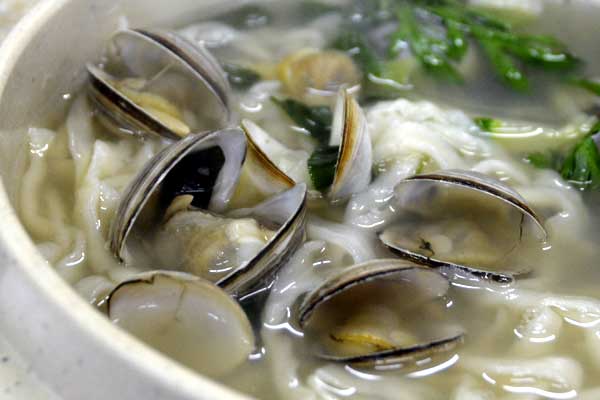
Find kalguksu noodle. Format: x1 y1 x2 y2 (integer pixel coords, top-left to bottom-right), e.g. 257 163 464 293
16 1 600 399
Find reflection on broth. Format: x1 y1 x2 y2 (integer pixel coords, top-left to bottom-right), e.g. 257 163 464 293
17 0 600 399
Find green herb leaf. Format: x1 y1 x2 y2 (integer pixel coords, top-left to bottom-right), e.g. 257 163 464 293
430 4 512 32
477 37 528 91
331 29 383 77
390 6 461 82
463 7 512 32
445 19 469 61
272 97 333 145
526 152 562 170
560 137 600 190
474 117 503 131
419 2 578 89
222 63 261 90
308 146 339 190
503 35 580 70
570 77 600 96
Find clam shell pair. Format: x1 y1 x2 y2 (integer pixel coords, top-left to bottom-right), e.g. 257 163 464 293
378 170 548 283
297 259 464 367
87 28 231 140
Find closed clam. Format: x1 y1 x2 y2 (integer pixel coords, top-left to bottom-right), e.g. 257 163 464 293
297 259 464 367
87 28 231 140
379 170 548 282
107 271 255 377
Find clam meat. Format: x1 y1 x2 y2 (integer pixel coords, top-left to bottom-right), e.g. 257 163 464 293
379 170 548 282
109 127 307 298
155 183 307 296
277 48 361 106
297 259 464 367
87 28 231 140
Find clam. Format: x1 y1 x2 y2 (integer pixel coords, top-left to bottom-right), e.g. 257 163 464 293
107 271 255 377
109 127 307 297
328 88 372 202
157 183 308 297
379 170 548 282
109 128 246 261
297 259 464 367
277 49 362 105
87 28 231 140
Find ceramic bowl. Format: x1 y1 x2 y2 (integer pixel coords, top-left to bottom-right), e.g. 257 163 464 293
1 0 599 399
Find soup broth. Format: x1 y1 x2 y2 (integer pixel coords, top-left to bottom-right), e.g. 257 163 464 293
17 1 600 399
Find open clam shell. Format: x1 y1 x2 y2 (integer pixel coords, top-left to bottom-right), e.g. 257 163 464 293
379 170 548 283
88 28 231 140
298 259 464 367
160 183 308 298
328 89 372 202
221 183 308 296
109 128 246 261
240 118 295 195
106 271 255 377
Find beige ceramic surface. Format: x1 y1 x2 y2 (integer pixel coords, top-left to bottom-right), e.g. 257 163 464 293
0 0 260 399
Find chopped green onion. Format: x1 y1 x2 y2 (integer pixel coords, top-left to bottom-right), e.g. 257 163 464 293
560 137 600 190
474 117 504 131
570 77 600 96
477 37 528 91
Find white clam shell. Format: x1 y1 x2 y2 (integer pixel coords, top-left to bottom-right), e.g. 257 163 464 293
87 28 231 140
328 89 372 202
107 271 255 378
298 259 463 366
109 128 246 261
379 169 548 282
